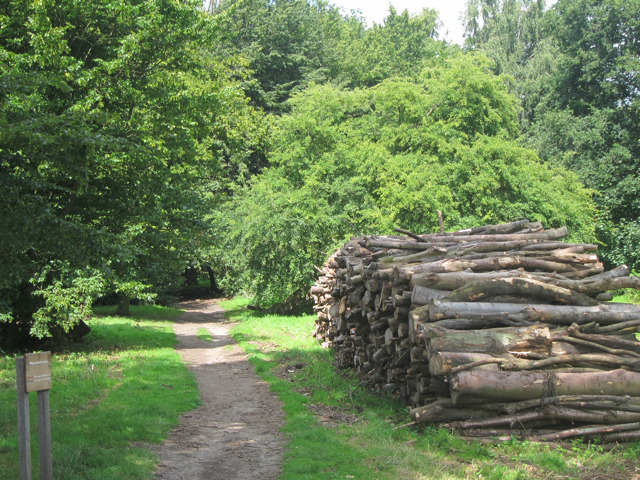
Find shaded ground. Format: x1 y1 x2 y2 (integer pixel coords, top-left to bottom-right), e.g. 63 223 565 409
153 298 285 480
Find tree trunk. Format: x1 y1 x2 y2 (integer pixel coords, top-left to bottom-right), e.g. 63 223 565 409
116 295 130 316
429 351 502 375
367 226 569 248
446 277 599 306
411 285 449 305
204 265 218 293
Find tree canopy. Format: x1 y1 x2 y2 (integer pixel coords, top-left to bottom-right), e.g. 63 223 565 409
217 54 595 305
0 0 260 346
4 0 631 347
464 0 640 270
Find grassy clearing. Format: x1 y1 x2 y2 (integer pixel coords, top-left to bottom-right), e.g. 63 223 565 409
0 305 199 480
221 297 640 480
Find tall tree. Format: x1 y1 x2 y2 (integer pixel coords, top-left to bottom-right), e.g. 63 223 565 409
464 0 640 270
0 0 259 347
336 6 446 88
216 0 344 112
529 0 640 269
217 54 596 306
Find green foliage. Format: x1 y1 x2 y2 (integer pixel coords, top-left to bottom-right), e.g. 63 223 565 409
464 0 640 270
0 0 260 345
215 0 447 112
0 305 198 479
31 264 105 339
335 6 447 88
216 0 345 112
218 54 596 305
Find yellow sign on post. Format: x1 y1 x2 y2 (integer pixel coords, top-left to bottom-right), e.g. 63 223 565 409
24 352 52 392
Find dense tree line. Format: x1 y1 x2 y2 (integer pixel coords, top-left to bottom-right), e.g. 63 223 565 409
0 0 260 347
0 0 632 348
463 0 640 270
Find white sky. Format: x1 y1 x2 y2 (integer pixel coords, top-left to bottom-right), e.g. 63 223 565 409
330 0 470 44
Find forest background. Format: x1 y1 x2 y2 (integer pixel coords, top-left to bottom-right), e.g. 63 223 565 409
1 0 638 349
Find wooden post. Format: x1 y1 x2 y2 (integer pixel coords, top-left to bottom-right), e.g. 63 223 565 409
17 352 53 480
16 357 32 480
38 390 53 480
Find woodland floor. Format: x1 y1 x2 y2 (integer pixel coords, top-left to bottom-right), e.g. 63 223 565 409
152 298 285 480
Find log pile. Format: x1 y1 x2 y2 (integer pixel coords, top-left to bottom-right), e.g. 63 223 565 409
311 220 640 442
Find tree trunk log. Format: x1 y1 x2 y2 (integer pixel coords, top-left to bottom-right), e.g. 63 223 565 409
446 277 599 306
428 300 640 326
411 285 449 305
450 369 640 404
429 351 502 375
446 406 640 430
116 295 130 316
424 324 552 357
450 352 640 374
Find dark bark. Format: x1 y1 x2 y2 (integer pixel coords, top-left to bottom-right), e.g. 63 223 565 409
116 295 130 316
411 285 449 305
204 265 219 293
428 300 640 326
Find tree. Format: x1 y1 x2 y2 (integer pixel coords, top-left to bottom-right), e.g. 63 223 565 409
0 0 259 347
217 53 596 306
528 0 640 269
464 0 640 270
463 0 551 126
216 0 345 112
335 6 446 87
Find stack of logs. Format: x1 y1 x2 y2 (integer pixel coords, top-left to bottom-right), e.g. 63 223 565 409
311 220 640 442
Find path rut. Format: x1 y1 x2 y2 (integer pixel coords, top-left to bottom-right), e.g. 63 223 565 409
153 298 285 480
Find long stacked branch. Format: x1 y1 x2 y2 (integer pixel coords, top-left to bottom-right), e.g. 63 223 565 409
311 220 640 442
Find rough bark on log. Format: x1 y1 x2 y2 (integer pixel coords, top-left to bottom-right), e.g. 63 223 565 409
429 316 531 330
429 351 502 375
532 421 640 442
450 369 640 404
446 277 599 306
449 352 640 374
428 300 640 326
424 324 552 357
411 270 531 291
481 395 640 415
445 406 640 430
449 219 534 236
411 285 449 305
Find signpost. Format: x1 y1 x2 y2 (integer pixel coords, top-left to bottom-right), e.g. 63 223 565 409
17 352 53 480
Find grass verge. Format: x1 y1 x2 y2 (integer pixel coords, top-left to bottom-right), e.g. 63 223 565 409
221 297 640 480
0 304 199 480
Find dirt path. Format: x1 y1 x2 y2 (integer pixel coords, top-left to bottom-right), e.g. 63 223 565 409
153 298 285 480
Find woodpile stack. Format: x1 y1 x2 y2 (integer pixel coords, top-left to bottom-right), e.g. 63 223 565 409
311 220 640 442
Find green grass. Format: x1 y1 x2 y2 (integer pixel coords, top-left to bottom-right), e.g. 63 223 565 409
196 327 213 342
221 297 640 480
0 304 199 480
612 291 640 304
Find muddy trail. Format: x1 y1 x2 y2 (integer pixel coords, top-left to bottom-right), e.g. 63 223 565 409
152 298 285 480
